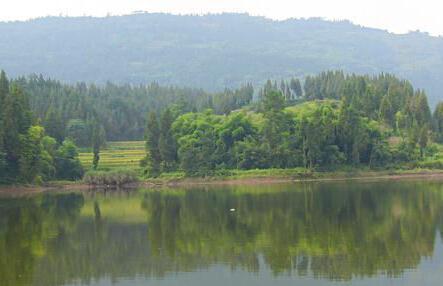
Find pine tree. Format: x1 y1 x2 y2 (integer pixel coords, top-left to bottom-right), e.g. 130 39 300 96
433 102 443 142
415 91 432 126
418 126 428 158
91 120 106 170
0 70 8 109
44 107 65 143
0 71 7 181
144 112 161 177
379 95 394 126
2 84 33 177
159 108 177 172
290 78 302 98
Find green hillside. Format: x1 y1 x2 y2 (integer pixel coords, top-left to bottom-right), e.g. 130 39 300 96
0 13 442 104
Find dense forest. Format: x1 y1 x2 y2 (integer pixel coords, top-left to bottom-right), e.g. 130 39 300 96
0 71 83 184
16 75 253 142
143 71 442 177
0 13 442 105
1 68 443 183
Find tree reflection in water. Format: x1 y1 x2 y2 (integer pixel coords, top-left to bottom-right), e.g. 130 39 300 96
1 180 442 286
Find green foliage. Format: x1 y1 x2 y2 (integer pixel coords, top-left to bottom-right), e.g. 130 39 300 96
0 71 85 183
54 140 84 180
16 77 253 142
91 120 106 170
173 111 221 176
66 119 90 147
433 102 443 143
144 112 161 177
158 108 177 172
18 126 46 183
43 107 64 143
136 70 438 177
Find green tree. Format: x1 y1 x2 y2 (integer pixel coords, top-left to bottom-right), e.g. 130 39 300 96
2 84 33 178
418 126 428 158
159 108 177 172
379 95 394 126
173 111 221 176
0 72 6 182
415 91 432 126
0 70 8 108
433 102 443 143
19 126 45 183
44 107 65 143
91 120 106 170
144 112 161 177
54 139 84 180
262 90 293 167
290 78 302 98
66 119 89 147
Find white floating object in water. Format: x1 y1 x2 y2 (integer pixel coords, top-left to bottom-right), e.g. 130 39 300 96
230 208 236 212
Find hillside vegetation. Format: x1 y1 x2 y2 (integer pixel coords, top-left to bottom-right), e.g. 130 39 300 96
3 69 443 184
0 13 442 105
139 72 443 177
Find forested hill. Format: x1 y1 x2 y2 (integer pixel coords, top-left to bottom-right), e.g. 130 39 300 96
0 13 442 105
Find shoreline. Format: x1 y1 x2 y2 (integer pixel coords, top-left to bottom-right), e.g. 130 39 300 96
3 169 443 194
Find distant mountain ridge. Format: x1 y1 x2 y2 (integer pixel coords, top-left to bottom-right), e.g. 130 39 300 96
0 13 442 105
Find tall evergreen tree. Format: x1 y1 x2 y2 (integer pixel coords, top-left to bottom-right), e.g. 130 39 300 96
144 112 161 177
379 95 394 126
290 78 302 98
0 70 8 109
159 108 177 172
418 126 428 158
44 107 65 143
0 71 7 181
91 120 106 170
433 102 443 143
415 91 432 126
2 84 33 177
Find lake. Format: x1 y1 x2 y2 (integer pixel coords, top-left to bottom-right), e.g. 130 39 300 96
1 179 443 286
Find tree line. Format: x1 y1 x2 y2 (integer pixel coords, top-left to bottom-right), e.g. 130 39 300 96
144 71 441 176
16 75 254 145
0 71 83 184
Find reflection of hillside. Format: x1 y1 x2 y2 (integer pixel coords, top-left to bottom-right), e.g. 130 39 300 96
0 181 443 286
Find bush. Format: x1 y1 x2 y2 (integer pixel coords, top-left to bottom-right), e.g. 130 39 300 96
84 169 139 186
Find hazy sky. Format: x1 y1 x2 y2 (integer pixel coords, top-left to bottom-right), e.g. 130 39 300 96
1 0 442 36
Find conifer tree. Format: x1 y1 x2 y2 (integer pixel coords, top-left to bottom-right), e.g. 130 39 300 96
144 112 161 177
433 102 443 142
44 107 65 143
159 108 177 172
379 95 394 125
2 84 32 177
91 120 106 170
290 78 302 98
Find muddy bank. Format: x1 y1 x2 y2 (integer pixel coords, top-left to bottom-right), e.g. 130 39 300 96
2 170 443 194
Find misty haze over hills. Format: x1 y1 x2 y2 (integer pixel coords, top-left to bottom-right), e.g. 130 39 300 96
0 13 442 104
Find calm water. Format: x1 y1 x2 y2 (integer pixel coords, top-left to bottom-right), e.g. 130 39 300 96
2 180 443 286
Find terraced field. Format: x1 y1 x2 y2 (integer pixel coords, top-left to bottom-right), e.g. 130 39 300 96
79 141 145 170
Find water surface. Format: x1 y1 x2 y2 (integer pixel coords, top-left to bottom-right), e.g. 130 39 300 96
1 180 443 285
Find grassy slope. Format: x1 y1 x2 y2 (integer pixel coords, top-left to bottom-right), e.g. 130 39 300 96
79 141 145 171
